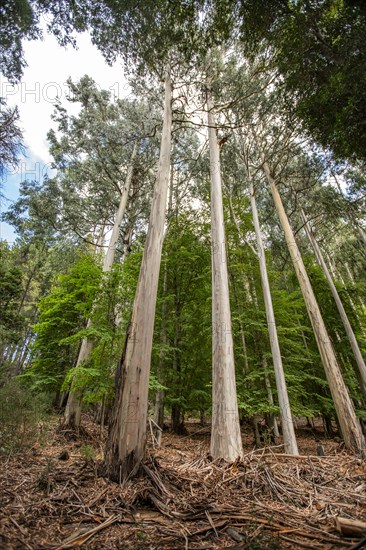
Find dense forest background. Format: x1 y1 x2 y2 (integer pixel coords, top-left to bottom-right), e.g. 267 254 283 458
1 1 366 548
1 0 366 468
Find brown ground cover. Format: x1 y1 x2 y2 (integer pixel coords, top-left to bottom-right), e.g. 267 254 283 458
1 416 365 549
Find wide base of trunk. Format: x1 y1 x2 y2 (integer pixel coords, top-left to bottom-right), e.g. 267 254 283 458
100 447 143 484
63 391 82 429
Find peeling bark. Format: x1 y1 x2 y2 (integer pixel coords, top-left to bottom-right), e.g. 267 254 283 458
207 85 243 462
103 70 173 481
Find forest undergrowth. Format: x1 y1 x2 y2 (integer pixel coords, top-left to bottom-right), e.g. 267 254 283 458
0 414 365 550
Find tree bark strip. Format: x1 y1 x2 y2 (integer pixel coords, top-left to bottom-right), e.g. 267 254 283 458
301 208 366 400
207 85 243 462
103 70 173 480
257 145 365 454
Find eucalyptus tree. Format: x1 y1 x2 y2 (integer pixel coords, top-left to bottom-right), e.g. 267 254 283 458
47 77 161 428
252 128 365 454
63 141 138 428
103 67 173 480
206 54 297 453
0 100 24 178
47 76 156 242
282 164 366 401
212 47 365 451
242 154 298 455
206 64 243 461
154 128 204 432
74 0 220 479
300 208 366 401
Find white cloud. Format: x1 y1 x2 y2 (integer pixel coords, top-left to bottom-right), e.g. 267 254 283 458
1 29 128 242
1 29 127 164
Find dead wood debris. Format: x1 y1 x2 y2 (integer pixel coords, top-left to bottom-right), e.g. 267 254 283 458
0 416 365 549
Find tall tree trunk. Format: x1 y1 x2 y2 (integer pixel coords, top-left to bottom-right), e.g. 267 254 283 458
103 70 172 481
102 142 138 270
258 146 365 454
154 168 174 430
344 262 366 314
170 272 184 434
301 208 366 400
263 357 280 438
63 143 138 429
249 176 298 454
207 86 243 462
63 331 94 429
154 263 168 430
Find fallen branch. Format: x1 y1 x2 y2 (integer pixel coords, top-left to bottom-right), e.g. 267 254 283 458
55 514 120 548
336 517 366 538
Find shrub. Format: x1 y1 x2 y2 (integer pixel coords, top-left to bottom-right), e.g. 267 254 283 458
0 380 50 454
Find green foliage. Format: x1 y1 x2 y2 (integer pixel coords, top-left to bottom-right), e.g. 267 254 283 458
23 251 102 392
152 210 212 419
232 0 366 163
304 256 366 407
45 76 158 240
79 444 96 462
0 0 88 83
0 241 24 349
2 8 365 441
0 100 24 176
0 379 50 454
0 0 40 83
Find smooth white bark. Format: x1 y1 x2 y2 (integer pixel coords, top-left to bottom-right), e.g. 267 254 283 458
263 357 280 438
207 88 243 462
104 71 173 479
103 142 138 271
249 178 298 454
258 147 365 454
301 209 366 398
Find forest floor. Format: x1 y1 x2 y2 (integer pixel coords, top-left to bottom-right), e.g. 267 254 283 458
0 415 365 550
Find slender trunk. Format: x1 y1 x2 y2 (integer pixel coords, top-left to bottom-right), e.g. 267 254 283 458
249 177 298 454
154 169 174 430
301 209 366 400
103 70 173 481
170 270 184 434
258 146 365 454
345 263 366 313
154 264 168 430
263 356 280 438
63 329 94 428
63 144 137 429
103 142 138 271
10 333 30 377
17 244 46 314
5 345 16 364
171 404 181 433
207 86 243 462
230 271 249 376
